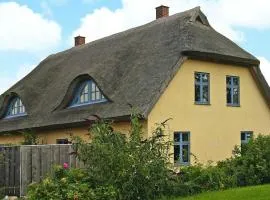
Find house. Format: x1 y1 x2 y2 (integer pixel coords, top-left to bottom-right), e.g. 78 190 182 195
0 6 269 164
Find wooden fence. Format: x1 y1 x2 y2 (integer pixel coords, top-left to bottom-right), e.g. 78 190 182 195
0 144 83 197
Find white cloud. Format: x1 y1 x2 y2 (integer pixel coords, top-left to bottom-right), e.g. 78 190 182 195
72 0 270 44
0 63 36 94
0 2 61 52
258 57 270 86
41 1 53 18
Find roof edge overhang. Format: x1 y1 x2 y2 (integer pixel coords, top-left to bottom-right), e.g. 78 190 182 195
182 50 260 67
0 115 137 134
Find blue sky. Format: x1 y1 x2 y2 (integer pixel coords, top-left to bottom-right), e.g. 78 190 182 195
0 0 270 94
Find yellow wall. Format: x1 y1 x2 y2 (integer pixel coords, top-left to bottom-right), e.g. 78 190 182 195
148 59 270 163
0 121 138 145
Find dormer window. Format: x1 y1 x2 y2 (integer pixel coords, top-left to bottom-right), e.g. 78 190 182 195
70 80 106 107
5 97 27 118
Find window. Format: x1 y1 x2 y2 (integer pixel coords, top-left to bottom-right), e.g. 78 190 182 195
5 97 26 118
70 80 106 107
174 132 190 165
195 72 209 104
226 76 240 106
56 139 69 144
241 131 253 145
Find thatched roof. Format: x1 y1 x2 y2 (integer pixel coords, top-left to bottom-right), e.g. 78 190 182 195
0 7 268 133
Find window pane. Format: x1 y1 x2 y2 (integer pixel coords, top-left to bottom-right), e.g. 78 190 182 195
241 133 246 141
96 91 101 100
174 145 180 162
84 94 89 102
182 145 189 163
202 85 209 102
92 82 95 91
226 77 231 85
182 133 189 142
84 84 89 93
80 94 84 103
174 133 180 142
233 88 239 104
202 73 209 83
91 92 96 101
233 77 239 86
195 73 200 82
195 85 201 102
227 87 231 104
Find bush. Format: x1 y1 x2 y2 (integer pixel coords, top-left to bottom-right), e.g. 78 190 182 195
217 134 270 186
27 113 173 200
27 165 118 200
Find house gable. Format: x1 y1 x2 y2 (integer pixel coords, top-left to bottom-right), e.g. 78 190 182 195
148 59 270 163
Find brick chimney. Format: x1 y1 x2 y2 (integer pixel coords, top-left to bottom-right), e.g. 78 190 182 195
156 5 169 19
74 35 85 46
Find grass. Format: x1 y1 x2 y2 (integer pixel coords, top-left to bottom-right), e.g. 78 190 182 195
170 184 270 200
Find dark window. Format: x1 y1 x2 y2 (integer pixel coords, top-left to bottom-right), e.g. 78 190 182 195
226 76 240 106
195 72 209 104
56 139 69 144
5 97 26 118
70 80 106 107
174 132 190 165
241 131 253 145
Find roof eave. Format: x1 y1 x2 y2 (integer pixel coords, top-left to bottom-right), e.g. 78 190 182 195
182 50 260 67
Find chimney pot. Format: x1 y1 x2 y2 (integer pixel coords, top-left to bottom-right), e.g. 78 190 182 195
74 36 85 46
156 5 169 19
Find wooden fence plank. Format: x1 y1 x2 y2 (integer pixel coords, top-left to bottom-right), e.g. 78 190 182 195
69 145 76 168
4 148 10 195
8 147 14 196
52 145 60 165
31 146 40 183
14 146 20 196
20 146 32 196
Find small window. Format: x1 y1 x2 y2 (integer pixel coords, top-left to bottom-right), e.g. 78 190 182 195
5 97 26 118
56 139 69 144
241 131 253 145
70 80 106 107
195 72 210 104
227 76 240 106
174 132 190 165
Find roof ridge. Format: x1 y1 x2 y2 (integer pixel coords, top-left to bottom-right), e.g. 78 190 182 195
48 6 201 58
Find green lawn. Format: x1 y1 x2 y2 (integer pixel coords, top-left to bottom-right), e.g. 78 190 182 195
171 184 270 200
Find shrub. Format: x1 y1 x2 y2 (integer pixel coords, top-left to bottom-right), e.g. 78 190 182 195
167 134 270 198
27 165 119 200
74 113 172 200
217 134 270 186
27 113 173 200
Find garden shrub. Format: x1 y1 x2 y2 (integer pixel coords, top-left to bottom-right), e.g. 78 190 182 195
27 113 173 200
27 165 119 200
217 134 270 186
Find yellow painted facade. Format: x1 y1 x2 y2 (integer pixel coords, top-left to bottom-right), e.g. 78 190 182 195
0 59 269 164
0 121 135 145
148 59 270 163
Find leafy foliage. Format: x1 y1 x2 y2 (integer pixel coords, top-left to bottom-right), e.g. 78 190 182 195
169 134 270 198
217 135 270 186
27 113 173 200
21 130 39 145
